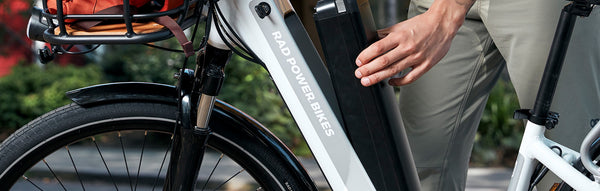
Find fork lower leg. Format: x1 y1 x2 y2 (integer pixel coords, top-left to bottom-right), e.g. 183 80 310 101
163 45 232 191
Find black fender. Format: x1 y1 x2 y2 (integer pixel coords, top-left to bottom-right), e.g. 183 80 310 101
66 82 318 190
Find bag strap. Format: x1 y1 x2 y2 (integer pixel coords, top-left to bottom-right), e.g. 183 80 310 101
154 16 194 57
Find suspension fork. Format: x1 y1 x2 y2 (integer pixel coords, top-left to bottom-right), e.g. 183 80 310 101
164 45 232 191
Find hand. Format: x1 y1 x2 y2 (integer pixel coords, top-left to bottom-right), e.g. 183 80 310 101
354 0 474 86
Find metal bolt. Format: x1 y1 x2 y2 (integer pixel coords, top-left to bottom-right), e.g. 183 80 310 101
255 2 271 19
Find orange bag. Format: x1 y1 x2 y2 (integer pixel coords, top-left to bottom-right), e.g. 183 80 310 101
46 0 152 15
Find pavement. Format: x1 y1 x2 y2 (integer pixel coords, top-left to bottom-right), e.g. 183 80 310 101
301 159 513 191
10 146 513 190
466 167 512 191
302 158 513 191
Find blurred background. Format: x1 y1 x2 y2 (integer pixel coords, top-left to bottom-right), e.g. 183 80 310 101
0 0 522 168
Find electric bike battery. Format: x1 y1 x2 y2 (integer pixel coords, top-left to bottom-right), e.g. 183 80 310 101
314 0 420 190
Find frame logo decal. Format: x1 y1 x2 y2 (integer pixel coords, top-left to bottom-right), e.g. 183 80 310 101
272 31 334 136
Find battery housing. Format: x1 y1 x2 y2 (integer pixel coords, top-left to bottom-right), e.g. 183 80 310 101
314 0 420 190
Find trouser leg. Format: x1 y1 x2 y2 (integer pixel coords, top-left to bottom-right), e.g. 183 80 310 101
401 1 503 190
403 0 600 190
484 0 600 190
486 0 600 150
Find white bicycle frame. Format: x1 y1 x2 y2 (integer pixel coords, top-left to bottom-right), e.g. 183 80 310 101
508 122 600 191
208 1 378 190
207 0 600 191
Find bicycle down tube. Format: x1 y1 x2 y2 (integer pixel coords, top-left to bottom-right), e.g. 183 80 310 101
207 0 422 190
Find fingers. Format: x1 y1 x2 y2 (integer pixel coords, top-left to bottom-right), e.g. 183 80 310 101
388 62 431 86
354 47 409 81
358 62 404 86
355 36 398 67
377 28 391 39
357 53 432 87
356 46 427 86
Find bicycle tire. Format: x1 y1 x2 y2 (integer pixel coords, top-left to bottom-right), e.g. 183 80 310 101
0 101 303 190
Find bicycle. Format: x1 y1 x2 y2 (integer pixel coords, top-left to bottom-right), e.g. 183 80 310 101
0 0 599 190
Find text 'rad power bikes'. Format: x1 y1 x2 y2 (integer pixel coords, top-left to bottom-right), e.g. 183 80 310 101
1 0 600 190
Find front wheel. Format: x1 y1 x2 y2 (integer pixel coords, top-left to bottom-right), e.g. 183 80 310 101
0 101 304 190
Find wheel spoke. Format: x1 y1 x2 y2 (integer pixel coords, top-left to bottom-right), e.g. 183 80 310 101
92 136 119 191
134 131 148 191
152 134 173 191
118 131 134 191
66 146 86 191
212 169 245 191
42 159 67 191
22 175 44 190
201 153 224 191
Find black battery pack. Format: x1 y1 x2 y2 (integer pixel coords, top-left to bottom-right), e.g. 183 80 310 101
314 0 420 190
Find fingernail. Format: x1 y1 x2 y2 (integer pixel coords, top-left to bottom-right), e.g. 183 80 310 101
356 60 362 66
361 77 370 86
355 70 362 78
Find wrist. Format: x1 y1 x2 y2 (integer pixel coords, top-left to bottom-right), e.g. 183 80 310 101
426 0 474 32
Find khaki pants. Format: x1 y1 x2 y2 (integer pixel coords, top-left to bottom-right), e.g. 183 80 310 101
401 0 600 190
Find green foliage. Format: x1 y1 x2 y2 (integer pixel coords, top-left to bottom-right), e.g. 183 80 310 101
472 79 524 166
94 44 181 85
0 64 103 132
219 55 310 156
94 24 205 84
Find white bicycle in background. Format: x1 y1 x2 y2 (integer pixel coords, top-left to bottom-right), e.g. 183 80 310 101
0 0 599 190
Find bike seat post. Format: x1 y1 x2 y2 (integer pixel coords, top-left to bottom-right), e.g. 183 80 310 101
529 1 594 127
